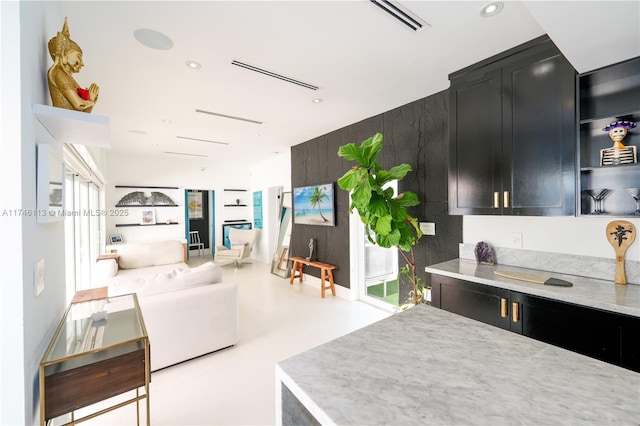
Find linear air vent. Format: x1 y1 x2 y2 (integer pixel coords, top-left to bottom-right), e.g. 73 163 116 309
164 151 208 158
370 0 429 32
195 109 263 125
231 60 319 91
176 135 230 146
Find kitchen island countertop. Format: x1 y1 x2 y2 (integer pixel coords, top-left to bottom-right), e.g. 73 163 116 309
425 258 640 317
276 305 640 425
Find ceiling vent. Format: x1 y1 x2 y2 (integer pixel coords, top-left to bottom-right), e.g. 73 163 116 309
164 151 208 158
370 0 429 32
231 60 319 91
195 109 263 125
176 135 230 146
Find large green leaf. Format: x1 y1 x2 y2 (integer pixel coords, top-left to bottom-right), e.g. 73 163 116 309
351 178 372 208
387 198 408 222
373 215 392 235
377 228 401 248
367 193 389 218
388 164 412 180
337 143 365 164
394 191 420 207
337 167 366 191
360 133 383 168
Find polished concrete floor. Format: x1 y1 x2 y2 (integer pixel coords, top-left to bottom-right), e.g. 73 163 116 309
80 257 391 425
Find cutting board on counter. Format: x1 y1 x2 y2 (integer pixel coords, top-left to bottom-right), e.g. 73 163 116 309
494 270 573 287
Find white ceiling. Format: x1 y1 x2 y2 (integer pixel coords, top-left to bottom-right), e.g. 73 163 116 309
56 1 640 167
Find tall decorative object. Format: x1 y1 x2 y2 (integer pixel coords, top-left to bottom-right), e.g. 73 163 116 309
600 120 637 166
605 220 636 285
47 17 99 113
306 238 315 261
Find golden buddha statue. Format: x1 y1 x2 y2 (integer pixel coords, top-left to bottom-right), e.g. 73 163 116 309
47 18 99 113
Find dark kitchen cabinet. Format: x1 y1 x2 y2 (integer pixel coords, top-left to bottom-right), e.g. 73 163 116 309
431 274 511 330
578 57 640 216
449 35 576 216
430 274 640 372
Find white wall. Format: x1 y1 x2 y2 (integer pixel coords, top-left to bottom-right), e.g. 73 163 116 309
0 2 25 423
104 152 255 249
1 2 69 424
250 152 291 263
464 215 640 261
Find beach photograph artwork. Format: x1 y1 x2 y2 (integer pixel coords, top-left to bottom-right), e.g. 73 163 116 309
293 183 335 226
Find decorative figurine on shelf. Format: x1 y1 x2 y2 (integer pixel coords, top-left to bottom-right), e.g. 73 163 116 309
47 17 99 113
600 120 637 166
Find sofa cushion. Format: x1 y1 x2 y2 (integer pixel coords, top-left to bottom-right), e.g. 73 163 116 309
108 262 222 298
118 240 184 269
175 261 222 285
93 258 118 282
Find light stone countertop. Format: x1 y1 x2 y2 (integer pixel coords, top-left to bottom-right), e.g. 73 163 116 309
425 259 640 318
276 305 640 425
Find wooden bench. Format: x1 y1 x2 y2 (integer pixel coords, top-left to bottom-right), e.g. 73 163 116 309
289 256 337 298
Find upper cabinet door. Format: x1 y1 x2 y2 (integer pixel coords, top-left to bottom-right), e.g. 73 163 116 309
448 36 576 216
502 47 576 216
448 67 503 215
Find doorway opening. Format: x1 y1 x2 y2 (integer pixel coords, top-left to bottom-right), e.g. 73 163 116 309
186 189 214 259
349 181 401 310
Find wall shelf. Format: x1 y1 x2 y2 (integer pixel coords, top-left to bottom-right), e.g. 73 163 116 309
116 204 179 207
33 103 110 148
115 222 179 227
224 204 247 207
115 185 179 190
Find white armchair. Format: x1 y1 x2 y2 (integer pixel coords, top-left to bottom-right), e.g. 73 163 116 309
215 228 258 267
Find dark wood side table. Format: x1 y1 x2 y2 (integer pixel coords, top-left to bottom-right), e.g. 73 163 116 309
39 293 150 425
289 256 337 298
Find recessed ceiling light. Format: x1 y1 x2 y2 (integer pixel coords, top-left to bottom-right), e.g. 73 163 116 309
185 61 201 69
480 2 504 17
128 129 147 135
161 119 172 124
133 29 173 50
312 98 323 104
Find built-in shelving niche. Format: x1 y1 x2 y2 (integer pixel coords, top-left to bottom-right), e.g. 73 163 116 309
578 57 640 217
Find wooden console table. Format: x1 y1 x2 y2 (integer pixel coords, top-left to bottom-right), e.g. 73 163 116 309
40 293 150 425
289 256 337 298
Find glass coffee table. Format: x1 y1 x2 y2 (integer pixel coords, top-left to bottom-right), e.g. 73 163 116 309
39 293 150 425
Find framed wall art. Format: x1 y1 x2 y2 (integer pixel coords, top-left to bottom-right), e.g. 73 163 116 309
293 183 335 227
141 209 155 225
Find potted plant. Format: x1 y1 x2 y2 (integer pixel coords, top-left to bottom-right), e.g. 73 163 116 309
337 133 425 306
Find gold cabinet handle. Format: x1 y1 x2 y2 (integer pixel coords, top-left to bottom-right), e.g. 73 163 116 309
503 191 510 208
500 298 508 318
512 302 520 323
494 192 500 208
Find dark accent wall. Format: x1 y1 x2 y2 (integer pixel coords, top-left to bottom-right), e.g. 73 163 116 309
290 89 462 303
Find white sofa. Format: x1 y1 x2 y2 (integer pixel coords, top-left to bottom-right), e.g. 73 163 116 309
96 240 239 371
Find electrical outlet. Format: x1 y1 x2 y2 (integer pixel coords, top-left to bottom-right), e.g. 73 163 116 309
420 222 435 235
508 232 523 249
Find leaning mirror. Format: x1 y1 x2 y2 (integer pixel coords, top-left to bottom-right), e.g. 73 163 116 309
37 143 65 223
271 192 292 277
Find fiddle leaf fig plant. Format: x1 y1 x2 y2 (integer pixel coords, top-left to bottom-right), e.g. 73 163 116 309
337 133 425 306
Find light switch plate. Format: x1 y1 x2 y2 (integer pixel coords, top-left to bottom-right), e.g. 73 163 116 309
34 259 45 296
